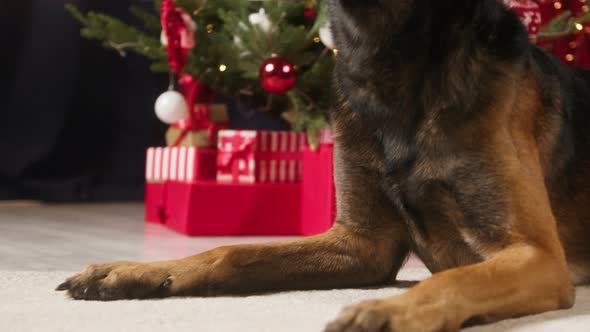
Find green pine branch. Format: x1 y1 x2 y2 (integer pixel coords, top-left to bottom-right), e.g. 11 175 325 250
538 10 590 41
129 5 161 34
65 4 166 62
66 0 333 128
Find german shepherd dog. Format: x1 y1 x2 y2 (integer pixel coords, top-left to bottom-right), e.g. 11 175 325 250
57 0 590 330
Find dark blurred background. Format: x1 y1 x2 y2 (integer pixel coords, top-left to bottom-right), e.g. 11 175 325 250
1 0 287 202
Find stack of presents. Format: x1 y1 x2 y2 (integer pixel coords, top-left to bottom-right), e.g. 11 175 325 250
145 103 336 236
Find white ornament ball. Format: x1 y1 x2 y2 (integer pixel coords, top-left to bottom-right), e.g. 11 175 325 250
249 8 272 33
154 91 189 124
319 22 335 50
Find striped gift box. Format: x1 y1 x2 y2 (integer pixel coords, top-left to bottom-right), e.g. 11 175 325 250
317 128 334 145
145 147 217 183
217 130 306 184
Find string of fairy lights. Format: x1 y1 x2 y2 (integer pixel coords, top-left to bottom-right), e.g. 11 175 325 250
205 1 590 71
539 0 590 66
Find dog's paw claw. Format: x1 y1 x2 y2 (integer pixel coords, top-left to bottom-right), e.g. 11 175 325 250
57 262 174 301
325 300 394 332
162 277 173 288
55 281 70 291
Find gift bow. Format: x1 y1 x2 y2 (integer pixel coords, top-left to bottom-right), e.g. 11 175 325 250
217 136 257 172
171 74 220 147
174 105 210 130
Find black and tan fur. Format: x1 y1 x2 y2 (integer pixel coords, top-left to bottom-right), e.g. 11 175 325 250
57 1 590 331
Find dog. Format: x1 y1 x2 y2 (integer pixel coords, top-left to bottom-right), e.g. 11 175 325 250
57 0 590 331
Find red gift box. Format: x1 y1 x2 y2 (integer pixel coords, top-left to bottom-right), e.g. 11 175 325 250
217 130 306 184
144 145 303 235
301 138 336 235
145 147 217 224
144 130 336 236
146 181 302 236
145 147 217 183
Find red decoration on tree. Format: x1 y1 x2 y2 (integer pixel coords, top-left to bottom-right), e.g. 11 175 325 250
505 0 543 42
259 56 297 95
304 7 317 21
161 0 189 73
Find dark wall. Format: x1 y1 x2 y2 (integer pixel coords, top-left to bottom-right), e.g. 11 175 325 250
1 0 165 201
0 0 288 202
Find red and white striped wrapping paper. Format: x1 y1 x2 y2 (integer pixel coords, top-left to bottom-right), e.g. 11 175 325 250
146 147 217 183
217 130 306 184
317 128 334 145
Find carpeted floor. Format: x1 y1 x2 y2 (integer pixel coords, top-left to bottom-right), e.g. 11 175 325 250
1 268 590 332
1 204 589 331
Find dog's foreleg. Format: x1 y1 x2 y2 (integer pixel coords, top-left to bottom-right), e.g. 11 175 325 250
325 243 574 332
57 150 409 301
325 136 576 332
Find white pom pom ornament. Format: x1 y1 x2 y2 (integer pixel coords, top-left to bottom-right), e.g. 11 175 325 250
154 90 189 124
319 22 335 50
249 8 272 33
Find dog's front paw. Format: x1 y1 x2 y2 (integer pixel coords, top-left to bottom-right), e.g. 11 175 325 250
325 300 395 332
56 262 174 301
324 296 455 332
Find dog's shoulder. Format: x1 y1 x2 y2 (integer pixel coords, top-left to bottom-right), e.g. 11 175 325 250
529 46 590 126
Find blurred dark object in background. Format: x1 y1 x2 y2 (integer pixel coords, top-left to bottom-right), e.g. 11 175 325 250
0 0 287 202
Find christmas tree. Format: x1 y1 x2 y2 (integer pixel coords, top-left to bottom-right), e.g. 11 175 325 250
66 0 334 145
66 0 590 143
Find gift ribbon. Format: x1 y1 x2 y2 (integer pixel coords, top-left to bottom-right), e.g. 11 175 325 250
217 133 306 183
172 75 220 147
217 138 256 171
217 133 258 182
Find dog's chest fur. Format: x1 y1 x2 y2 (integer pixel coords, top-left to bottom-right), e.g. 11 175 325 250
330 0 590 281
329 4 525 271
333 85 502 272
380 110 491 271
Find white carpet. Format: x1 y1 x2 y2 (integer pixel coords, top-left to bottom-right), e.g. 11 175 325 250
2 267 589 332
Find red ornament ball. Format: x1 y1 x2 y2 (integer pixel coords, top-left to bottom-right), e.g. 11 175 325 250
304 7 317 21
259 57 297 95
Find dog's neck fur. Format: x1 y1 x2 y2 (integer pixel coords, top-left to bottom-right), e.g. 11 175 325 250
330 0 530 131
